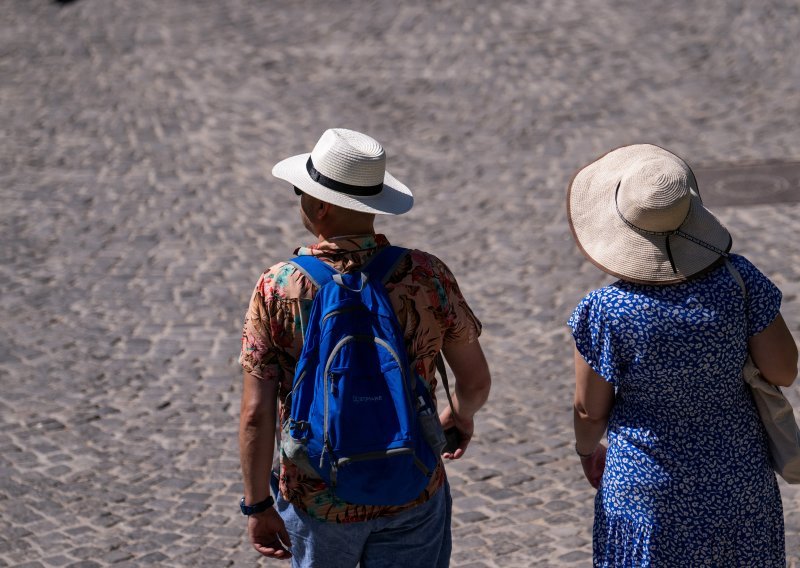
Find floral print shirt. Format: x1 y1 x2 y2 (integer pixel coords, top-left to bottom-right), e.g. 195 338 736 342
240 234 482 523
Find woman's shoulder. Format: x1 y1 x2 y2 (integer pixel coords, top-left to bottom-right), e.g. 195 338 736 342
571 282 638 321
582 281 638 303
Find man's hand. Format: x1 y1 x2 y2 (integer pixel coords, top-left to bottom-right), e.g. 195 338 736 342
438 405 473 460
249 507 292 560
580 444 607 489
438 341 490 460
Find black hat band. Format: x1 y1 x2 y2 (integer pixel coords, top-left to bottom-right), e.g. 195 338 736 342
306 158 383 197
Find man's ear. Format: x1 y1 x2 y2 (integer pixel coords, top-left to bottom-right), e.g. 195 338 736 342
316 200 332 220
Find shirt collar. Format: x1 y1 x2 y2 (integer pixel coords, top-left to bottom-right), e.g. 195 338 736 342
295 234 390 257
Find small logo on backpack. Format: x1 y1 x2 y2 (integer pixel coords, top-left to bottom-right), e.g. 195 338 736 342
353 395 383 404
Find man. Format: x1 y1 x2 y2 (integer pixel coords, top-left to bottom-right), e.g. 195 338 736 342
238 128 491 567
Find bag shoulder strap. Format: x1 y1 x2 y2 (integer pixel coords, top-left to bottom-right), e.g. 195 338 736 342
287 246 407 337
362 245 457 420
724 258 747 299
286 256 338 339
289 245 407 287
435 353 457 418
361 245 408 284
287 255 338 288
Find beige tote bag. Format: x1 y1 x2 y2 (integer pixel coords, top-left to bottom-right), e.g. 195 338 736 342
727 260 800 484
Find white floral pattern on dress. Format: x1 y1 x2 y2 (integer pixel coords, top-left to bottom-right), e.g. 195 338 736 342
569 254 785 567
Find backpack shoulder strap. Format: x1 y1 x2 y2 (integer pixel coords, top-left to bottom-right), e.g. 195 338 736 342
362 245 408 284
287 255 339 288
286 256 339 340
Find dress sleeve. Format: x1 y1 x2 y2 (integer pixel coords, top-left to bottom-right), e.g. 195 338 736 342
731 255 782 337
568 289 624 385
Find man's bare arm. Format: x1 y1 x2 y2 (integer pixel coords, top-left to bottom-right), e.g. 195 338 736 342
438 340 491 459
239 371 291 559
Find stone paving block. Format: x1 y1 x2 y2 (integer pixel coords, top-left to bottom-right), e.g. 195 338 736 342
103 550 133 565
135 552 168 565
42 556 73 568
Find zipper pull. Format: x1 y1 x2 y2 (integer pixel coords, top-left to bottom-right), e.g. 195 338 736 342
323 439 338 486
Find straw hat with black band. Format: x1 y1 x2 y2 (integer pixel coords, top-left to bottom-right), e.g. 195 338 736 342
272 128 413 216
567 144 732 285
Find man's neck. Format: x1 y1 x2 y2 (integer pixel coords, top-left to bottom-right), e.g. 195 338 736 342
317 231 376 242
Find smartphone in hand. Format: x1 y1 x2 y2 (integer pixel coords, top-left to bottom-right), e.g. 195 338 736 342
442 426 462 454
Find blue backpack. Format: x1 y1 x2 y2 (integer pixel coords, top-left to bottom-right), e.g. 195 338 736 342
281 246 443 506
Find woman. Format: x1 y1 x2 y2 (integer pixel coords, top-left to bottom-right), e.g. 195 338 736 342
566 144 798 566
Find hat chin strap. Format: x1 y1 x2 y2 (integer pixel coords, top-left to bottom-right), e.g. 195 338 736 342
614 181 728 275
664 234 678 275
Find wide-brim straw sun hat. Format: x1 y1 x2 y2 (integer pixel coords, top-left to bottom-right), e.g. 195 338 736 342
272 128 413 215
568 144 732 284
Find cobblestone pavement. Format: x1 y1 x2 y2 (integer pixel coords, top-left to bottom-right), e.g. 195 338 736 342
2 1 800 566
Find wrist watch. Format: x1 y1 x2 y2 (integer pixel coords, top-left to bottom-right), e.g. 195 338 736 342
240 495 275 516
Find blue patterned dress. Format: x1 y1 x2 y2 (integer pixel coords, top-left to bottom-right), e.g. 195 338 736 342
569 254 785 567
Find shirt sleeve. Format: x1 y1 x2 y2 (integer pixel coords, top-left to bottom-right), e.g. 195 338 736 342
239 263 308 381
427 254 482 346
730 254 782 337
568 289 625 385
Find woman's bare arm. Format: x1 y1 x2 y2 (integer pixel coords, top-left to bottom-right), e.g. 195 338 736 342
749 314 798 387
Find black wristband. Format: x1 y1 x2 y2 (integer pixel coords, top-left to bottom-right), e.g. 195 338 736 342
575 443 596 459
240 495 274 516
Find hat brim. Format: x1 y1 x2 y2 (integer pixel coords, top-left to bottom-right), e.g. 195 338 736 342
272 153 413 215
568 145 732 284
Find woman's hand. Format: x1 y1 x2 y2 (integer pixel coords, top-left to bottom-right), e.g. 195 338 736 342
580 444 607 489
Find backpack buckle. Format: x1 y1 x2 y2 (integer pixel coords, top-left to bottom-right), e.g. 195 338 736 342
323 439 339 486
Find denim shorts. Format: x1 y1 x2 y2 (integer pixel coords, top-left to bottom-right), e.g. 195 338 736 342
276 482 452 568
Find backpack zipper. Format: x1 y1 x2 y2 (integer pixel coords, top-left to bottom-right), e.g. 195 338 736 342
373 337 415 412
337 448 430 476
321 335 354 473
290 369 307 396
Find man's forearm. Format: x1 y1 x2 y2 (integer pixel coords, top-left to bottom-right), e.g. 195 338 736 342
239 419 275 503
452 379 491 420
239 371 279 503
443 340 492 420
